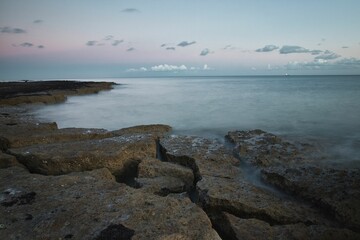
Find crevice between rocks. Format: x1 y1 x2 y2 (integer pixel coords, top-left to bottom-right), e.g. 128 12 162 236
158 142 201 202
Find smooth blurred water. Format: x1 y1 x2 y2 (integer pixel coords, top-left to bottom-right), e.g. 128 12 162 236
32 75 360 164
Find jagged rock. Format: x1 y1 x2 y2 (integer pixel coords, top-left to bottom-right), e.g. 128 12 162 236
197 175 331 226
0 167 221 240
159 135 240 180
220 212 360 240
225 129 315 167
261 165 360 230
9 134 157 178
0 152 23 169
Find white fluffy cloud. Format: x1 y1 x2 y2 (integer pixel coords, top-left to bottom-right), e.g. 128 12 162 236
151 64 187 71
126 64 212 72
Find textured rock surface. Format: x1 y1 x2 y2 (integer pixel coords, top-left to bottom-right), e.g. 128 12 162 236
225 129 316 167
160 135 240 180
0 167 221 240
197 175 331 226
9 134 157 177
222 212 360 240
261 165 360 230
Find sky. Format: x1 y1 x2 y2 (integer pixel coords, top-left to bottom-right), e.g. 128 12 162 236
0 0 360 79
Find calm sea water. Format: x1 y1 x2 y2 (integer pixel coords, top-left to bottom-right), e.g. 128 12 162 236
32 75 360 164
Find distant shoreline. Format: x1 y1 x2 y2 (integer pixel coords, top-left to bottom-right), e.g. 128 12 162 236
0 80 116 105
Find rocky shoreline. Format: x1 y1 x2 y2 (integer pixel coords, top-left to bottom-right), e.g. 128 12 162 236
0 81 359 239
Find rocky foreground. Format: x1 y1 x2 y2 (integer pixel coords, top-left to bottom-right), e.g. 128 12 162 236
0 81 359 239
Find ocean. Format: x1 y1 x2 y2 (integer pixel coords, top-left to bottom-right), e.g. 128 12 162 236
31 75 360 165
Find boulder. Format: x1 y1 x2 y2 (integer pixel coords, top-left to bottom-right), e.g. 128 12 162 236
221 212 360 240
0 167 221 239
261 165 360 230
225 129 315 167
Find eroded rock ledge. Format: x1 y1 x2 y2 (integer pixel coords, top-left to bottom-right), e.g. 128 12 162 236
1 81 359 239
0 80 115 105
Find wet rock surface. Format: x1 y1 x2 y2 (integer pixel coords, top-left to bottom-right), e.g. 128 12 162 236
226 129 317 167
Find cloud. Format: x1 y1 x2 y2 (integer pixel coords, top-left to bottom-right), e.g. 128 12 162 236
0 26 26 34
285 58 360 70
33 19 43 24
126 67 148 72
310 50 323 55
314 50 341 60
151 64 187 71
112 40 124 46
121 8 140 13
12 42 44 49
126 64 213 73
255 45 279 52
223 45 232 50
20 42 33 47
200 48 211 56
279 45 311 54
203 64 211 70
127 47 135 52
86 41 98 46
177 41 196 47
160 43 167 47
104 35 114 41
166 47 175 50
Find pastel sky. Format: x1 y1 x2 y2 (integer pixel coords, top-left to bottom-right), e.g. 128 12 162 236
1 0 360 79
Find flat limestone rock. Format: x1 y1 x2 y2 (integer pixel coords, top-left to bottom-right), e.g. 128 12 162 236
226 129 316 167
222 212 359 240
1 127 112 148
261 165 360 230
9 134 157 177
0 167 220 240
197 175 331 226
159 135 240 180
